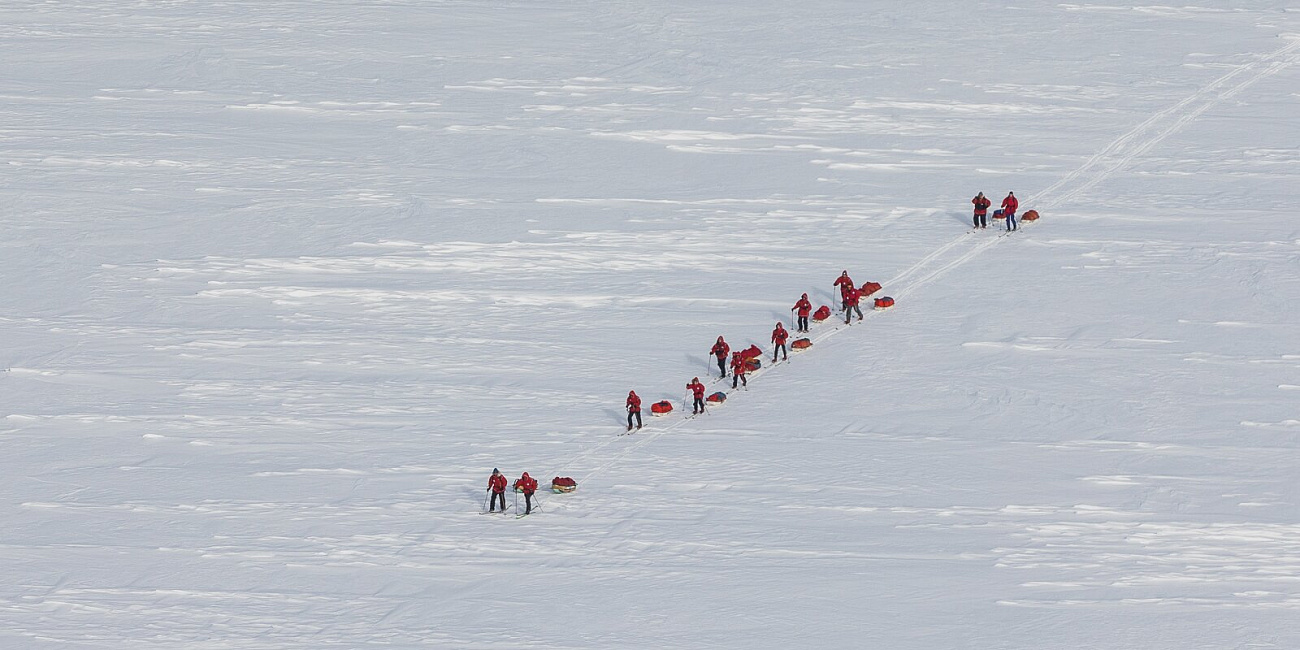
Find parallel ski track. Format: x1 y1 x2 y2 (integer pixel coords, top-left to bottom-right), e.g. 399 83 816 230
537 38 1300 510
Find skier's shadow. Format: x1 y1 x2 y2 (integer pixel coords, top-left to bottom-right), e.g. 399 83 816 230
603 407 625 425
683 352 715 379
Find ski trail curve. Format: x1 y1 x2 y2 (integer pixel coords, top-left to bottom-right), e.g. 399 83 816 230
539 38 1300 506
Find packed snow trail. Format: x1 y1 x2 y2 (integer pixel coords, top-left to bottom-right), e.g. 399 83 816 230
538 36 1300 504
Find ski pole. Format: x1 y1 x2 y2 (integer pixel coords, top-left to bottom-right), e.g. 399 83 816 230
514 490 519 514
482 490 490 513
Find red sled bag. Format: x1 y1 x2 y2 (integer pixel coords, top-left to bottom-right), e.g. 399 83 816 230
1022 209 1039 221
740 345 762 361
993 209 1005 219
791 338 812 350
551 477 577 493
859 282 882 297
812 305 832 322
650 400 673 415
707 391 727 403
744 358 761 371
873 296 895 310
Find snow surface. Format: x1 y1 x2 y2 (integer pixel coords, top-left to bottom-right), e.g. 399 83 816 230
2 1 1299 648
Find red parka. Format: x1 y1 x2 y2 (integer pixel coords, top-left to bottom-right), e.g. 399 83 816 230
488 472 508 494
772 323 789 345
833 272 854 297
844 288 861 307
972 194 991 215
793 295 812 317
1001 193 1018 215
626 391 641 413
688 380 706 399
710 337 730 359
514 473 537 495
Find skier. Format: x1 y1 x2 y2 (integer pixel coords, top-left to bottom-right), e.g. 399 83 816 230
514 472 538 515
771 322 789 362
1001 191 1019 231
687 377 706 415
792 293 812 333
709 336 730 378
626 390 642 431
972 192 991 229
487 468 508 513
833 271 855 310
730 352 748 389
844 286 863 324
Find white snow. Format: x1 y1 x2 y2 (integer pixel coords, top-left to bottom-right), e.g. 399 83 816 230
2 1 1299 648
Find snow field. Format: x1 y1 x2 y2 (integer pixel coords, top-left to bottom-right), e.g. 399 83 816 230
2 1 1299 648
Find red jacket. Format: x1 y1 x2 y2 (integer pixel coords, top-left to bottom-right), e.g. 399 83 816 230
1001 194 1018 215
688 381 706 399
710 338 730 359
514 473 537 495
772 325 789 345
793 297 812 317
844 288 861 307
488 473 507 493
972 195 991 215
730 354 747 375
833 273 854 296
626 392 641 413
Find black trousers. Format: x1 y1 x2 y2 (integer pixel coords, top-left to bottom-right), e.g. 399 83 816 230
628 410 642 428
716 355 727 377
693 396 705 412
797 315 808 331
732 372 747 388
773 343 787 361
974 213 986 228
490 491 506 511
524 492 533 514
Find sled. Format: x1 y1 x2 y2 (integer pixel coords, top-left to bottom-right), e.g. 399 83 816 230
791 338 812 350
744 358 761 371
707 391 727 403
650 400 673 415
1022 209 1039 221
739 344 762 361
859 282 882 297
551 477 577 494
873 296 895 310
992 209 1005 219
812 305 832 322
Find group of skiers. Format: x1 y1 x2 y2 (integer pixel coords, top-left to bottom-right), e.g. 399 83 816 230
972 191 1019 231
491 192 1032 516
485 468 538 515
621 267 879 430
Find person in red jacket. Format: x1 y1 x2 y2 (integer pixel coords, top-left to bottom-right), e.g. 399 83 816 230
972 192 991 229
514 472 538 515
709 336 730 378
771 322 789 362
792 293 812 333
687 377 706 414
486 468 508 513
730 352 748 389
844 287 863 324
1001 191 1019 232
626 390 642 431
833 271 855 310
